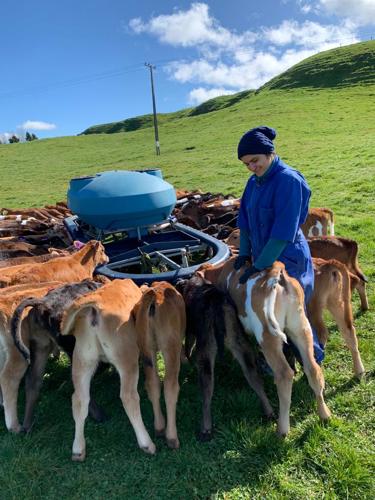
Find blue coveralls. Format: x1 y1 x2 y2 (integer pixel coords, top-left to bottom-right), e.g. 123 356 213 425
238 156 324 363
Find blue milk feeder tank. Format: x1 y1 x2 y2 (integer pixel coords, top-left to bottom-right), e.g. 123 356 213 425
67 169 176 231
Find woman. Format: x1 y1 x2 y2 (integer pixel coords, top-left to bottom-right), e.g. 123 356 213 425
235 125 324 363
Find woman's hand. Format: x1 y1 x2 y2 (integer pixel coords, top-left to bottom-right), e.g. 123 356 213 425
233 255 251 270
239 265 260 284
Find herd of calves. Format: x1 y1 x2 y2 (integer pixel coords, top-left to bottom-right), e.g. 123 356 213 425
0 202 370 462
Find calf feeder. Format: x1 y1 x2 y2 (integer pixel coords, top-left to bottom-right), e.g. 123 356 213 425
64 169 230 284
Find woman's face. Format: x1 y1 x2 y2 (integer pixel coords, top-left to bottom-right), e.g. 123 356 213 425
240 154 273 177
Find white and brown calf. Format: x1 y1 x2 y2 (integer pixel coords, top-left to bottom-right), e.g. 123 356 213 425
301 207 334 238
201 258 331 436
135 281 186 449
308 258 365 378
60 279 155 461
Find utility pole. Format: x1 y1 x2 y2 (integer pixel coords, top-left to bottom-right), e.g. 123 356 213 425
145 62 160 155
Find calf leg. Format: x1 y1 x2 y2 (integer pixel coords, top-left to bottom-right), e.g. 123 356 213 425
224 314 274 418
354 280 369 312
61 336 108 423
261 334 294 436
287 318 331 422
71 353 97 462
143 353 166 437
328 303 365 378
0 349 28 432
22 339 53 432
308 303 329 347
196 341 217 441
118 361 155 455
162 347 181 449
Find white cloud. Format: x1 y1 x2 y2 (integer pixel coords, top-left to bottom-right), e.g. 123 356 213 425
19 120 56 131
129 3 256 52
188 87 236 105
168 48 325 91
320 0 375 25
299 0 375 25
263 19 358 47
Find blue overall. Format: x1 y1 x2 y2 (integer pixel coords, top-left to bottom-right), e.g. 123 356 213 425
238 156 324 363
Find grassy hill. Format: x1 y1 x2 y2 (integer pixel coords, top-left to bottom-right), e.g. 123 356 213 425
0 41 374 499
262 40 375 90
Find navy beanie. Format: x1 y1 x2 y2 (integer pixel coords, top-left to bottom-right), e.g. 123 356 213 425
237 126 276 159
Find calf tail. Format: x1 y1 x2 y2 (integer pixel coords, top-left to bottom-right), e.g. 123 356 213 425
11 298 43 363
265 273 288 343
135 289 156 368
60 300 99 337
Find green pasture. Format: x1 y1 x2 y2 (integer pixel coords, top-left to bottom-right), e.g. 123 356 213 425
0 42 374 499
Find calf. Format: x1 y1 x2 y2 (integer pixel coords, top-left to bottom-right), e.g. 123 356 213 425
308 236 368 311
201 258 331 436
0 240 108 288
135 281 186 449
301 207 334 238
59 279 155 461
0 282 63 432
178 273 273 441
308 258 365 378
10 280 105 432
0 240 48 259
0 250 70 269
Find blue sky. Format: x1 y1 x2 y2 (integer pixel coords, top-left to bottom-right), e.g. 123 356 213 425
1 0 374 141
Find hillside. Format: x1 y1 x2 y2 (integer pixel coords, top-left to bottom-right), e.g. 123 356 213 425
81 41 374 135
81 90 254 135
261 40 375 90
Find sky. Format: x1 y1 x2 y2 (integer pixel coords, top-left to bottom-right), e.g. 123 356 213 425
1 0 374 141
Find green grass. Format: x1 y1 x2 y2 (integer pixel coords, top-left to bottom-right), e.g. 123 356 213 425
1 41 375 499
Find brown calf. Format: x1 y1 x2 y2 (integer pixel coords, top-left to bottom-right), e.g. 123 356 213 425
178 272 273 441
60 279 155 461
301 207 334 238
135 281 186 449
9 280 107 432
0 240 49 259
0 250 70 269
308 258 365 378
0 240 108 288
201 258 331 436
0 282 62 432
308 236 368 311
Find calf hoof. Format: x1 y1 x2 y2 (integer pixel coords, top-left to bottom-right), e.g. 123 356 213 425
276 423 289 437
166 438 180 449
141 442 156 455
9 424 23 434
262 411 276 422
198 430 213 442
72 451 86 462
277 430 288 439
355 370 366 380
317 400 331 421
155 428 165 438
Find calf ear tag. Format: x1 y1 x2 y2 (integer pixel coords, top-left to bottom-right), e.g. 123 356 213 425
73 240 85 249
